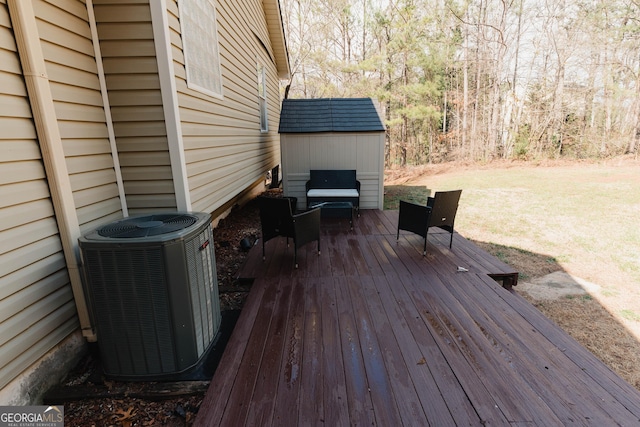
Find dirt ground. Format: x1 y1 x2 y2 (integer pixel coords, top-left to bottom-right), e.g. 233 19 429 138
58 165 640 425
473 241 640 391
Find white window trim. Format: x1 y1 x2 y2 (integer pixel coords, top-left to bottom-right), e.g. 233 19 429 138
178 0 224 99
258 62 268 132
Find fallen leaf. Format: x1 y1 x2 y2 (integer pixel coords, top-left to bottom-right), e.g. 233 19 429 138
114 406 137 425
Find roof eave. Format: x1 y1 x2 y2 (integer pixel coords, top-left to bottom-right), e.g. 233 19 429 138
263 0 290 80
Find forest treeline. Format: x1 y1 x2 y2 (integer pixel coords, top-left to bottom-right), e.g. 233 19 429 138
281 0 640 166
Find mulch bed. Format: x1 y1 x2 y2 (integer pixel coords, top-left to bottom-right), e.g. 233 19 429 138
50 195 266 426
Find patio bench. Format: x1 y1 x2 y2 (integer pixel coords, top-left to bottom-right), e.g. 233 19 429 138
306 169 360 213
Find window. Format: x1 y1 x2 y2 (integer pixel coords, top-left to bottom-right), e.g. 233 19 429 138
179 0 223 98
258 63 268 132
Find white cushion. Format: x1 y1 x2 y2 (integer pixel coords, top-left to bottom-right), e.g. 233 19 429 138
307 189 359 198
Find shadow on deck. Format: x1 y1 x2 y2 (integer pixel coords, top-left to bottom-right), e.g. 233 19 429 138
195 210 640 426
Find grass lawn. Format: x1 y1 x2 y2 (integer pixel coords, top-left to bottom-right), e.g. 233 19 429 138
385 158 640 389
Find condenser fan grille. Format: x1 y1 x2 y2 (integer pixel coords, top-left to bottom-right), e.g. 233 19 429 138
97 214 199 238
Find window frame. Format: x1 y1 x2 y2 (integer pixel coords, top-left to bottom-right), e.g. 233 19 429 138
258 62 268 132
178 0 224 99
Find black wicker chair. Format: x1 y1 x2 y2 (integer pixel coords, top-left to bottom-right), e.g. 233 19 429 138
258 196 321 268
396 190 462 255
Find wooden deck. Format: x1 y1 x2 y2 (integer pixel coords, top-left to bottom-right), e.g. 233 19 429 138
195 210 640 426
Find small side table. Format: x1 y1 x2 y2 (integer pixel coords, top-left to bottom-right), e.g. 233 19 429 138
308 201 355 229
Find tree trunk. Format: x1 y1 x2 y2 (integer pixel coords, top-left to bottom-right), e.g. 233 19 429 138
462 20 469 157
504 0 524 158
629 66 640 154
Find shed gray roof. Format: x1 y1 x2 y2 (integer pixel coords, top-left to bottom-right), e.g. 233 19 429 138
278 98 385 133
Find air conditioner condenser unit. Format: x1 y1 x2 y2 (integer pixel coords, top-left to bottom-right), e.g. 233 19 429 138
78 212 221 380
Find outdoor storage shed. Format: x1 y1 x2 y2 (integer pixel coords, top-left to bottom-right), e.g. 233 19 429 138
278 98 385 210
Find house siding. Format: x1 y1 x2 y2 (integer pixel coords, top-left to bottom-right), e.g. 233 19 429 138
2 0 289 402
0 0 78 391
34 0 123 233
170 0 282 213
93 0 177 214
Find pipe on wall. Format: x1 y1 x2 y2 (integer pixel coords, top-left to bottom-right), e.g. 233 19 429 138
8 0 96 341
87 0 128 217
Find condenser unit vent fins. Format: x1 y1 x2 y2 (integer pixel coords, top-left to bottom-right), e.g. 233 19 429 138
97 214 199 238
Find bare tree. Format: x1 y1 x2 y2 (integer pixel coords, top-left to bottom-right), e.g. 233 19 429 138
281 0 640 163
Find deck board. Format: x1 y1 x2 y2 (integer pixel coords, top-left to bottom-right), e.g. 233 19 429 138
359 275 431 425
374 273 476 426
429 266 626 423
270 276 305 425
319 275 349 425
297 278 322 424
196 210 640 426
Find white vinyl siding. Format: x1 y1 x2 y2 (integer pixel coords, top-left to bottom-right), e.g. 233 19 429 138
0 0 77 390
170 0 282 213
34 0 123 233
93 0 177 214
